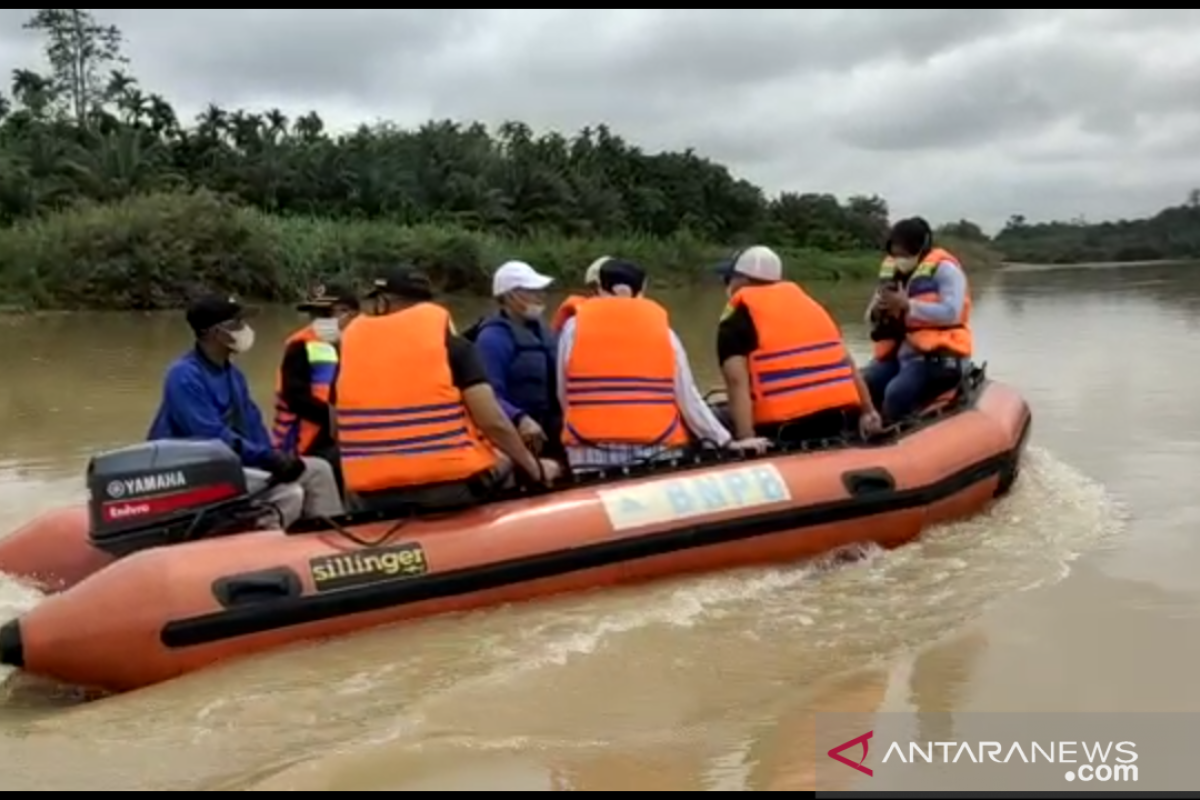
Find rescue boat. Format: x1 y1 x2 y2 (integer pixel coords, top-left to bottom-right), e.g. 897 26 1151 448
0 365 1029 694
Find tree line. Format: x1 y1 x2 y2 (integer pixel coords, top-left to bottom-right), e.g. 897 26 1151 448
1 9 1187 313
993 193 1200 265
0 11 1008 310
0 10 898 248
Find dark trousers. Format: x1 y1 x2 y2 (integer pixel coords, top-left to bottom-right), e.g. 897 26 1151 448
711 403 858 444
862 357 963 424
538 413 566 463
356 479 487 515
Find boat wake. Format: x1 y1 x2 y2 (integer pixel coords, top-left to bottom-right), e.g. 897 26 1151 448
0 446 1126 791
222 446 1127 791
0 581 41 690
376 444 1123 716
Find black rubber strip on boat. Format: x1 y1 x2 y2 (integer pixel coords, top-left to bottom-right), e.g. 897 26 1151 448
159 417 1029 650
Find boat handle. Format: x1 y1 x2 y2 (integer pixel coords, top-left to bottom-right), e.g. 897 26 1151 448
841 468 896 497
211 567 303 609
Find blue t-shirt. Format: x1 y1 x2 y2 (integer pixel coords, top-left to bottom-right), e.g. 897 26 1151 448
147 348 273 468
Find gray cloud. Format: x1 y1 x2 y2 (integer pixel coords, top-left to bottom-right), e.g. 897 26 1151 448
1 9 1199 231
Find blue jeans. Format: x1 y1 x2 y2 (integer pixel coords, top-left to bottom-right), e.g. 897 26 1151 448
862 357 963 423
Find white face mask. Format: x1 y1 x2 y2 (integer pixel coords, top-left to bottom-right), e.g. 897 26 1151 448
893 256 918 273
226 325 256 354
311 317 341 342
521 303 545 321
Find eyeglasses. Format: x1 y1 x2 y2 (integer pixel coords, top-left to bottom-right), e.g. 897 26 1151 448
215 319 247 333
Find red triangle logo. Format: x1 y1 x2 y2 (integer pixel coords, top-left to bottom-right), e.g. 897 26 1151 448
827 730 874 776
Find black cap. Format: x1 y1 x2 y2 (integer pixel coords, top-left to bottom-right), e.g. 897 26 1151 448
186 294 257 335
886 217 933 256
598 259 646 295
297 282 360 313
367 265 434 301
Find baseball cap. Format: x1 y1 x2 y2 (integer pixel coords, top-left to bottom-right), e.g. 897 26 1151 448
296 281 360 313
598 259 646 295
714 246 784 283
186 294 257 335
492 260 555 297
885 217 933 256
584 256 613 286
367 265 434 301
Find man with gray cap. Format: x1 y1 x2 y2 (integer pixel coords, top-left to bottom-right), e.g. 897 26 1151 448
715 246 882 443
474 260 563 459
557 259 762 472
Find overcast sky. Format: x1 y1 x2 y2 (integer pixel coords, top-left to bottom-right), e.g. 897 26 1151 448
3 9 1199 232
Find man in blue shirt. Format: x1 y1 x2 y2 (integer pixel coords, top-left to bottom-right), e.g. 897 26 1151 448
473 260 563 460
148 294 346 528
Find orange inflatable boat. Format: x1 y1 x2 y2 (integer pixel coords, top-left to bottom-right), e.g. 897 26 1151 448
0 366 1029 694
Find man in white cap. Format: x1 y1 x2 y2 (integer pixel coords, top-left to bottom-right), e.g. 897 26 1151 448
474 259 564 458
715 246 882 443
551 255 611 332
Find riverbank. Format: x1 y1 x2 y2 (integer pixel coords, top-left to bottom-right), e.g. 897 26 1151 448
0 190 1001 312
1000 258 1196 273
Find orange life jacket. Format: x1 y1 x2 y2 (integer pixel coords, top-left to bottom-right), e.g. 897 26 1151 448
872 247 973 361
729 282 861 426
334 303 497 493
550 294 588 333
270 326 339 455
562 296 689 448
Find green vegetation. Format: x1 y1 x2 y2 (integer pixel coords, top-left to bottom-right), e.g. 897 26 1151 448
993 196 1200 265
0 9 998 311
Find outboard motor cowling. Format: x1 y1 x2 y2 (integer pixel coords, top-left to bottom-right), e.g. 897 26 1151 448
86 440 258 557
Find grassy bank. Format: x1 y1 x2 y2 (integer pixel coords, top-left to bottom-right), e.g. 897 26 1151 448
942 236 1002 273
0 190 999 312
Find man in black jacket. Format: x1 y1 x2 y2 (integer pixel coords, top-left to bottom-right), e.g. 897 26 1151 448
271 283 360 491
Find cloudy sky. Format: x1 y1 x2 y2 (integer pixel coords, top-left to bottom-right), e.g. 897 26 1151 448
3 9 1199 231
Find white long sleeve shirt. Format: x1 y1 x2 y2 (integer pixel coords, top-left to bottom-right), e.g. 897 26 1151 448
556 317 732 471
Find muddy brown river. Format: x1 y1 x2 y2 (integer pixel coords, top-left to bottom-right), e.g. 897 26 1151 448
1 263 1193 790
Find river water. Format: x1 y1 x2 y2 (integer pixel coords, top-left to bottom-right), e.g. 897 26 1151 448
0 263 1194 790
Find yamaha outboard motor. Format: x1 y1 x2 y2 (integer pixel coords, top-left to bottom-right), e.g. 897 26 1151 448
87 440 265 558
